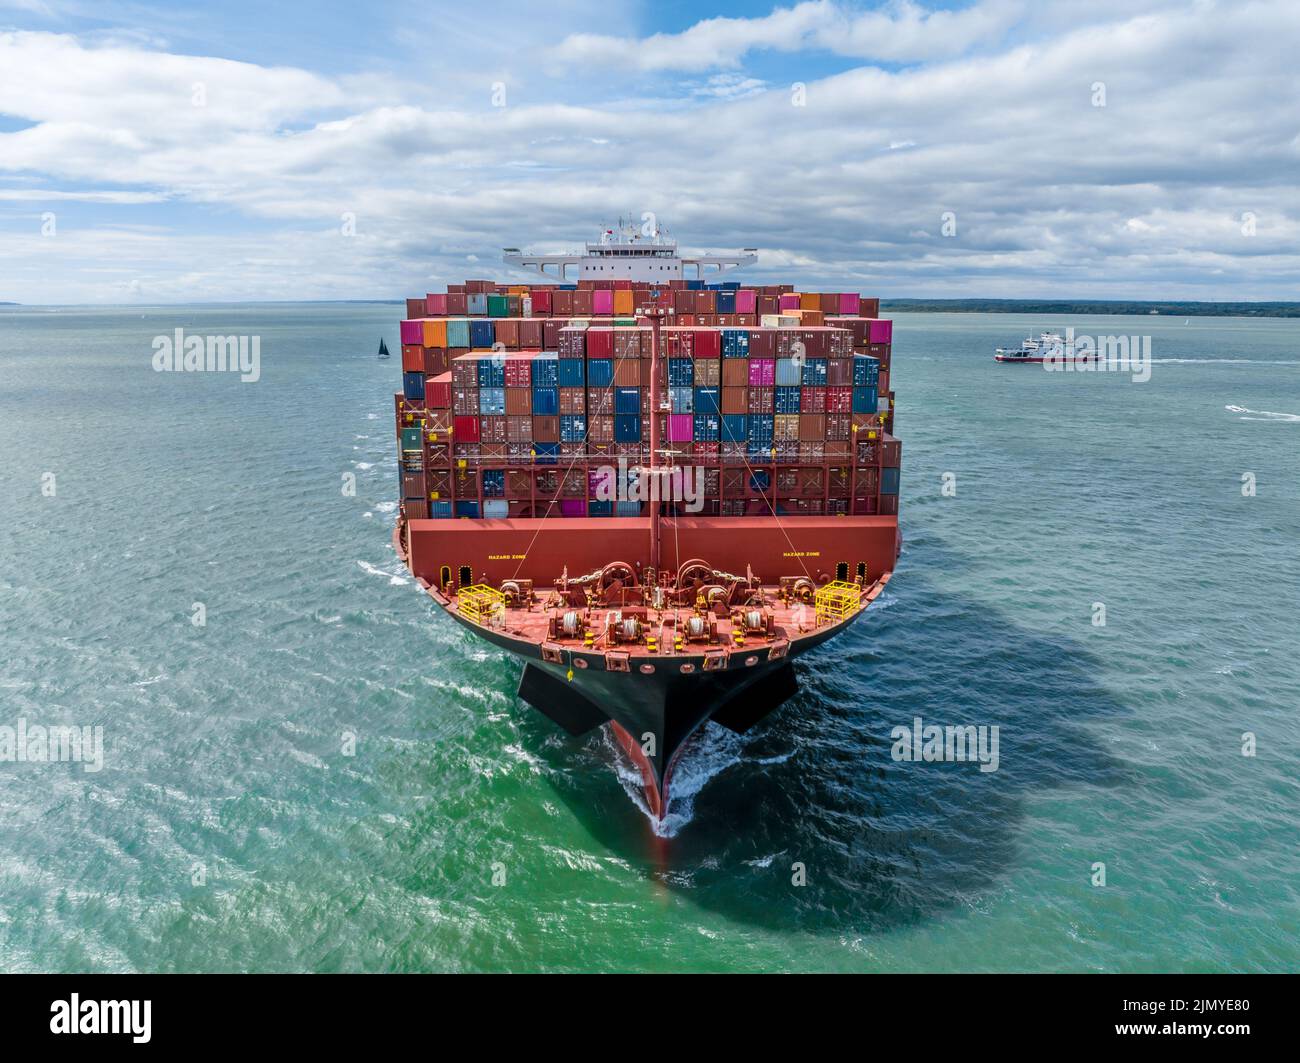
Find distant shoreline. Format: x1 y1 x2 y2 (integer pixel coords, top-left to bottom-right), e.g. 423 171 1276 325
3 298 1299 318
879 299 1300 318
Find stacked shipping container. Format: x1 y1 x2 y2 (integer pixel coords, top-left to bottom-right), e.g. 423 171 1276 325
396 281 897 521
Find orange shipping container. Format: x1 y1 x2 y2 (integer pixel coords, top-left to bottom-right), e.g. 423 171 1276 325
775 414 801 442
613 289 635 315
722 359 749 386
422 319 448 348
722 387 749 415
799 291 820 311
505 388 532 415
799 414 826 441
614 360 640 386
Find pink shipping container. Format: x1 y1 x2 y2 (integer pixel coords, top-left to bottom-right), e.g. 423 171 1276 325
736 289 757 313
426 294 448 316
560 499 586 517
400 320 424 345
779 294 801 311
593 289 614 315
668 414 694 441
868 319 893 343
838 292 859 314
748 359 775 387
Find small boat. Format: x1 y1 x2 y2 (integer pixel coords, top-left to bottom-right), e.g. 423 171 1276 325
994 331 1094 363
378 337 390 359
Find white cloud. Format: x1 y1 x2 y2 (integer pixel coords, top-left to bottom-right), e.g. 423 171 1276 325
550 0 1027 72
0 3 1298 302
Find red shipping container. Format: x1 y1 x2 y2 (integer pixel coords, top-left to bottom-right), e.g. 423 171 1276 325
553 290 574 316
402 344 424 372
424 348 450 376
519 319 543 348
802 387 826 413
722 359 749 387
587 328 614 360
504 358 531 387
447 293 467 315
531 289 552 315
453 415 480 442
614 360 640 386
573 289 594 316
452 387 478 415
826 387 852 413
748 387 774 413
426 293 448 316
532 415 559 442
826 357 854 386
559 387 586 414
588 415 614 442
424 374 452 409
505 388 532 415
799 414 826 441
494 319 520 349
722 387 749 414
506 416 531 443
692 329 721 359
826 414 851 440
405 298 425 319
481 416 506 443
859 297 880 318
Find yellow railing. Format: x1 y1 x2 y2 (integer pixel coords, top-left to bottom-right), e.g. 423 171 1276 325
459 584 506 627
814 580 861 626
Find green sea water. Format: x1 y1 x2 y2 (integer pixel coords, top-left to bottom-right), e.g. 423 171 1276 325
1 305 1297 972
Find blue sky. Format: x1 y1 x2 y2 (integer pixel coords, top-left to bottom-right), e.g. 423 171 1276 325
1 0 1297 303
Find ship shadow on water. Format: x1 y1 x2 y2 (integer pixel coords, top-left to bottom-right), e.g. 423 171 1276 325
532 560 1136 937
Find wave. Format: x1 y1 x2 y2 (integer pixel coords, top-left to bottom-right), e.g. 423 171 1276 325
1150 359 1300 365
606 723 744 838
1225 405 1300 422
355 559 409 586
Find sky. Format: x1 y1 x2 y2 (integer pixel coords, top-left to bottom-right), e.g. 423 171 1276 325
0 0 1297 304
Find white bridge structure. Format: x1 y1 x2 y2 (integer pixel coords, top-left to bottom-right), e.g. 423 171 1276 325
504 221 756 284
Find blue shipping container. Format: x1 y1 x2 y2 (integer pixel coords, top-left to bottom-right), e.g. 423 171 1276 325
482 469 505 496
531 388 559 415
716 292 736 314
775 358 802 386
747 413 774 442
616 501 642 517
775 386 801 414
455 500 479 518
588 500 612 516
614 387 640 415
749 470 771 492
853 354 880 386
695 387 720 415
534 441 560 464
614 415 641 442
532 355 559 387
557 359 585 387
430 501 453 518
402 372 424 400
722 414 748 442
479 388 505 415
467 294 488 315
801 358 828 386
587 359 614 388
880 467 900 494
560 414 587 442
721 329 749 358
668 358 694 386
852 386 878 414
446 319 470 348
694 414 720 441
477 358 504 388
669 386 694 414
469 319 494 347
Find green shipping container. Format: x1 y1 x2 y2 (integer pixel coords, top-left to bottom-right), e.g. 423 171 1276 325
400 427 422 452
487 294 510 318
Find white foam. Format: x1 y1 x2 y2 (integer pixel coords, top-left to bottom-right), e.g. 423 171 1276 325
1225 404 1300 422
355 559 409 586
606 724 744 838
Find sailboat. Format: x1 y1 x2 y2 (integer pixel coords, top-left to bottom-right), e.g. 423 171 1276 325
378 337 390 359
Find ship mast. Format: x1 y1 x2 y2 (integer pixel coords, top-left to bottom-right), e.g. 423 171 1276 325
646 301 664 575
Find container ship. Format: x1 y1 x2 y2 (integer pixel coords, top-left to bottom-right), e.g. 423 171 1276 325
391 225 901 820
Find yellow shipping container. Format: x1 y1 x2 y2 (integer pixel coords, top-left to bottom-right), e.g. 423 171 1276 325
422 318 448 348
